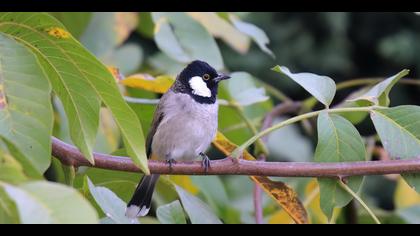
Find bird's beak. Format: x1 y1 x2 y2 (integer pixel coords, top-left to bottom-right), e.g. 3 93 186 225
215 73 231 83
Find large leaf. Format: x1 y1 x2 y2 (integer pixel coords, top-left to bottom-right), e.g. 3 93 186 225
0 12 149 174
272 66 336 107
230 14 274 58
156 200 187 224
86 177 139 224
0 33 53 174
314 112 365 219
212 132 308 224
175 185 222 224
349 69 409 106
371 106 420 191
1 181 98 224
152 12 224 70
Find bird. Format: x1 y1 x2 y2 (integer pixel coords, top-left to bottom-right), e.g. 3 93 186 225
125 60 231 218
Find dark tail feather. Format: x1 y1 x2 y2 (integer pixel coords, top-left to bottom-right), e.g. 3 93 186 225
126 174 160 218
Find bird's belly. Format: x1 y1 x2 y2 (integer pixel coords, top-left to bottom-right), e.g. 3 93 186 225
151 102 218 161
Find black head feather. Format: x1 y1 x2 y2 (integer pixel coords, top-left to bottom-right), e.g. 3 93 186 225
173 60 229 104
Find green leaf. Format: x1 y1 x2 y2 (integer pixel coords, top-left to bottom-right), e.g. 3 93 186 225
348 69 409 106
86 177 139 224
0 32 53 174
156 200 187 224
152 12 224 70
0 12 149 174
0 148 28 184
48 12 92 39
0 187 19 224
230 14 274 58
272 66 336 107
315 112 365 219
175 185 222 224
226 72 269 106
137 12 155 38
1 181 98 224
371 106 420 191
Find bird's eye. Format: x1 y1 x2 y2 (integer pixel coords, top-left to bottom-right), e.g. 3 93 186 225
203 74 210 81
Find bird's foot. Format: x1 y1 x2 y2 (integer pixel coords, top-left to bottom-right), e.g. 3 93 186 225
199 152 211 172
166 158 176 170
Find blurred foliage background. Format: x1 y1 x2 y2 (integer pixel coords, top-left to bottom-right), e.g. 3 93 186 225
54 12 420 224
3 12 420 224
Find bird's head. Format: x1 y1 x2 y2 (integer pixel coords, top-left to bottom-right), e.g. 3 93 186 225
176 60 230 104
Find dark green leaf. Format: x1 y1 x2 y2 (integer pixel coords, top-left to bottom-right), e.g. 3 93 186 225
315 112 365 219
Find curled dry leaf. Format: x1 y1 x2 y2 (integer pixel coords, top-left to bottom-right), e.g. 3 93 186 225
213 132 309 224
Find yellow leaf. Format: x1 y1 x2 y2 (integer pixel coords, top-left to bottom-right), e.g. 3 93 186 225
169 175 199 195
187 12 250 54
120 74 175 94
395 177 420 209
213 132 308 224
44 27 70 39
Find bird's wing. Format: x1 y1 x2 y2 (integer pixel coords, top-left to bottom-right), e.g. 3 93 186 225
145 94 168 159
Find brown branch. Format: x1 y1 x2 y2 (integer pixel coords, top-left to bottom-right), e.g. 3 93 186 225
52 137 420 177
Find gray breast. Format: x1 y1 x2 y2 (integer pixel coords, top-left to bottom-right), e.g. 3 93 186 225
151 91 218 161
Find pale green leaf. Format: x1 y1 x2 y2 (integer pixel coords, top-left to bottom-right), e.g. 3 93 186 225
156 200 186 224
349 69 409 106
0 32 53 174
87 177 139 224
230 15 274 58
175 185 222 224
226 72 269 106
0 12 149 174
188 12 250 54
1 181 98 224
315 112 365 219
272 66 336 107
371 106 420 191
152 12 224 70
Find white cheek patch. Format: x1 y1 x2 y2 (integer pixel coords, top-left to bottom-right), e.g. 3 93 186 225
189 76 211 97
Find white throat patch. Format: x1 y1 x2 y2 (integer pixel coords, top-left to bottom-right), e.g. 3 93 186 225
189 76 211 97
